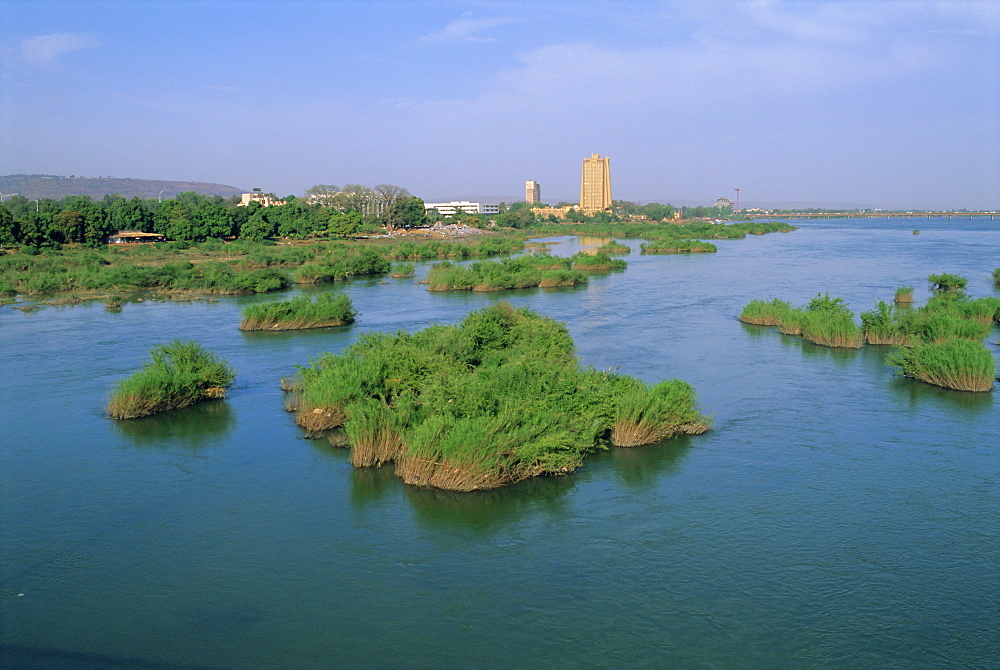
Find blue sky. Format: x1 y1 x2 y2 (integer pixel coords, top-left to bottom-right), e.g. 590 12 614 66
1 0 998 209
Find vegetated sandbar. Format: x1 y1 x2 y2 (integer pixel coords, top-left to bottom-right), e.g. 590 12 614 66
239 292 358 331
741 273 1000 392
424 253 624 292
107 339 235 419
289 302 709 491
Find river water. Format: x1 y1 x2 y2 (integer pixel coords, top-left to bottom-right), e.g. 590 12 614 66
2 219 998 668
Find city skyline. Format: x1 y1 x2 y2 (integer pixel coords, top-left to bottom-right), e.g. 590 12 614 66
1 1 998 210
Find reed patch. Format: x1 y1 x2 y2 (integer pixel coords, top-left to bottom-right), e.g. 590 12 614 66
239 292 358 331
107 340 235 419
290 302 709 491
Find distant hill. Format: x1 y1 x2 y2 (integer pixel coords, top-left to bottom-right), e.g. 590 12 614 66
0 174 245 201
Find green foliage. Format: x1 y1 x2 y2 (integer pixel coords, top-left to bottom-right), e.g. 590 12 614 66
886 339 995 392
570 251 628 270
739 298 793 326
894 285 914 302
107 340 236 418
640 239 717 254
426 255 590 291
240 292 358 331
993 268 1000 285
596 240 631 254
293 303 708 490
928 273 968 293
390 262 415 277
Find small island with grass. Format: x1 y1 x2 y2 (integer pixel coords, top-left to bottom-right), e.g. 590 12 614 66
239 292 358 331
107 339 235 419
741 273 999 392
288 302 709 491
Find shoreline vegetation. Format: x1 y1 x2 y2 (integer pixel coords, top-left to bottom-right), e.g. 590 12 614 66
239 292 358 331
1 219 796 307
741 273 1000 392
288 302 709 491
107 340 235 419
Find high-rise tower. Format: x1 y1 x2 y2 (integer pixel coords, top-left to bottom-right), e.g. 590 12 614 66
525 180 540 204
580 153 611 212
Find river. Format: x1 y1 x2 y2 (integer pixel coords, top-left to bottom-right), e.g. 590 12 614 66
2 219 998 667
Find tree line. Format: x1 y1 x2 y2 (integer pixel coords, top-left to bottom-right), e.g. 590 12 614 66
0 185 428 248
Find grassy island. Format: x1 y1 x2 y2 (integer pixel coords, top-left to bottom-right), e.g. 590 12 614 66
740 293 862 348
425 255 594 292
107 340 235 419
290 302 709 491
640 239 718 254
596 240 631 255
239 292 358 331
743 274 999 392
894 285 914 304
389 262 415 278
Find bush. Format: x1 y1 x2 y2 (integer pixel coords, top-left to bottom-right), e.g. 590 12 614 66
894 285 914 303
928 273 967 293
107 340 235 419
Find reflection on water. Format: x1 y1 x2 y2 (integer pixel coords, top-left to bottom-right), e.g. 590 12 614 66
111 400 235 450
602 439 692 490
403 474 576 531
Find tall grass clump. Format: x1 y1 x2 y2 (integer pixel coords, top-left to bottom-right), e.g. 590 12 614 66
390 262 415 278
887 339 996 392
292 302 708 490
570 251 628 271
425 256 588 292
860 300 911 346
640 239 717 254
611 379 709 447
239 292 358 331
596 240 631 255
107 340 235 419
739 298 793 326
993 268 1000 286
894 285 914 303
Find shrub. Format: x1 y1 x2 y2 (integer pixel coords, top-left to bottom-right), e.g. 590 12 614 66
894 285 914 303
107 340 235 419
928 273 967 293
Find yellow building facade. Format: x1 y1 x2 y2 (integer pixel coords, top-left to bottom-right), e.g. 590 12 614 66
580 153 612 212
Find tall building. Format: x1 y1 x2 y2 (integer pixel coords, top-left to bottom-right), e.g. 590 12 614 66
525 180 540 204
580 153 611 212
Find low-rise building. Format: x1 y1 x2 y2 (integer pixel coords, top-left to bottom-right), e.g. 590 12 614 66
238 189 286 207
424 201 500 216
107 231 167 244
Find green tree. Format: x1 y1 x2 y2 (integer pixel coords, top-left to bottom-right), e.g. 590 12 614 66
240 209 274 241
0 207 18 246
385 196 427 230
326 210 364 237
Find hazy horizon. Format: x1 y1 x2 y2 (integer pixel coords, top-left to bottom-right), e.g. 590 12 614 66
2 1 998 210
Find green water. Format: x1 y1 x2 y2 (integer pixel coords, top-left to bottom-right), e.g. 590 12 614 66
2 220 998 667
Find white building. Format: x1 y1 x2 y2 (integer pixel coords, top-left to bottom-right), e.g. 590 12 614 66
424 201 500 216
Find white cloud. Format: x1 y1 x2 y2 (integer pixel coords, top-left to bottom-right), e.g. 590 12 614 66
19 33 101 68
420 16 513 43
